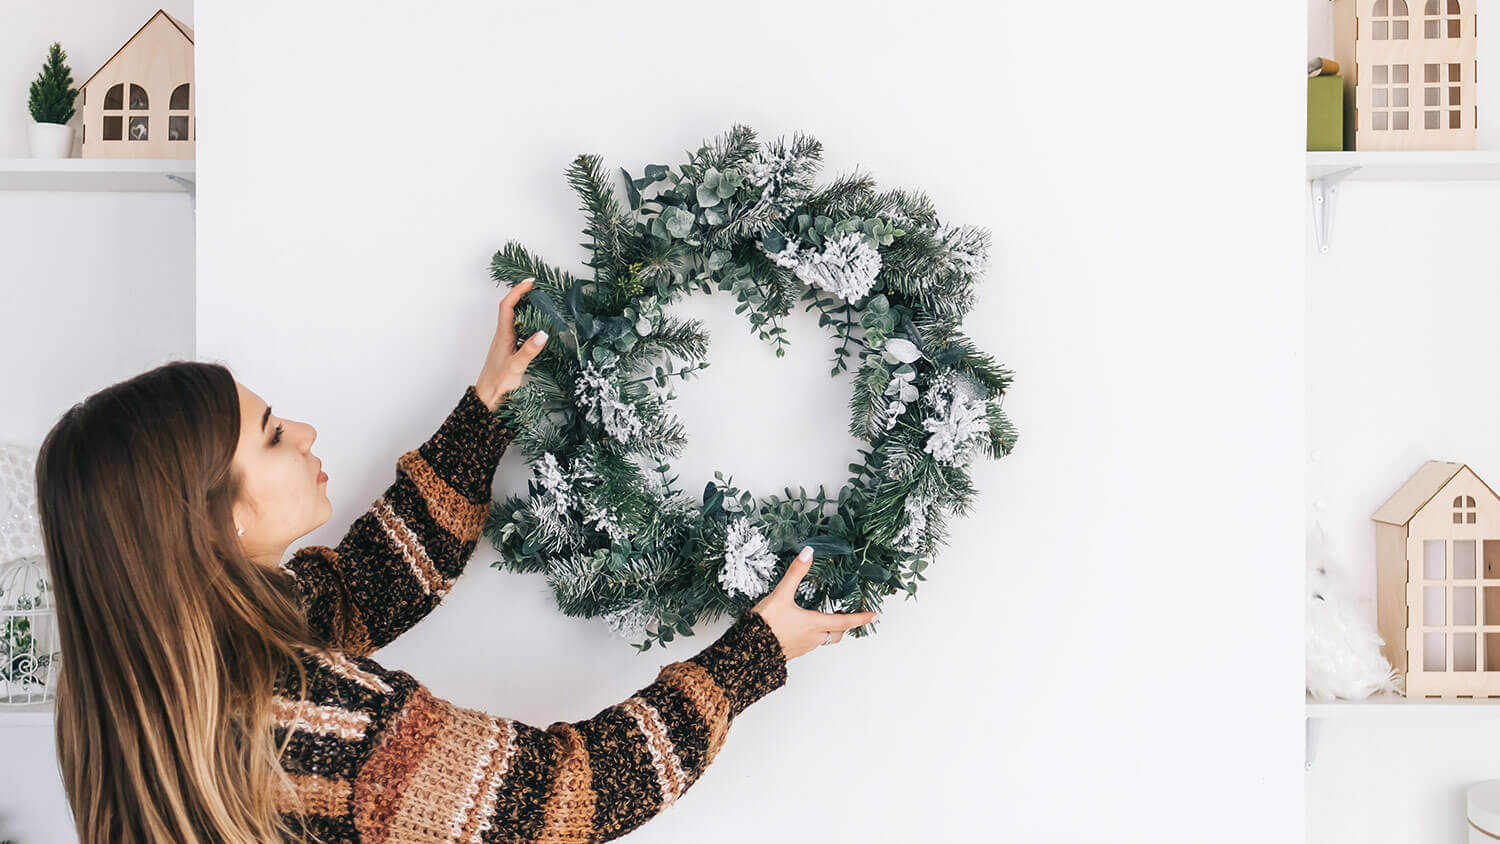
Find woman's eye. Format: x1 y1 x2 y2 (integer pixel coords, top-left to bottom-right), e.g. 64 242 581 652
271 423 284 446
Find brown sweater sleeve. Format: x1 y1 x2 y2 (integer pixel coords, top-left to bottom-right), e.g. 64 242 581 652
281 384 514 656
323 608 789 843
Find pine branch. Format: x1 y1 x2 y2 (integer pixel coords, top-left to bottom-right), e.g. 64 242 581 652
982 400 1019 458
617 314 709 367
691 123 760 171
565 153 630 285
878 227 974 321
490 241 585 304
848 354 892 441
802 170 878 220
911 319 1016 398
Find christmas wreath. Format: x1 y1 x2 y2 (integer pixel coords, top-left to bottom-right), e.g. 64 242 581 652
484 124 1017 651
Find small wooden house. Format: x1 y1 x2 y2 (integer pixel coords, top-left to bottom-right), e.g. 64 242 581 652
77 9 194 159
1354 0 1476 150
1372 461 1500 697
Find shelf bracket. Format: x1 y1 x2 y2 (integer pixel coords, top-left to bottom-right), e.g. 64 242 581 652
166 174 196 216
1309 166 1360 254
1305 715 1322 770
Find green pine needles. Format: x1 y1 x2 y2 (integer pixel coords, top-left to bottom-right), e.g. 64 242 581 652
28 43 79 125
484 124 1018 652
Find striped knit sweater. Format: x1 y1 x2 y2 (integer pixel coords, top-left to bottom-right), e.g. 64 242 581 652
272 384 789 843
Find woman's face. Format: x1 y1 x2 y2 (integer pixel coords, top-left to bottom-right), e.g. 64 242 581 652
230 381 331 567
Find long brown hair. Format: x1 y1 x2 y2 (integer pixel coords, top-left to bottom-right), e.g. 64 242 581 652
34 360 328 842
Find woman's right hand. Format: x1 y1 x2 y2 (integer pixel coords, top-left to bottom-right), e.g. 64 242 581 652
752 546 878 660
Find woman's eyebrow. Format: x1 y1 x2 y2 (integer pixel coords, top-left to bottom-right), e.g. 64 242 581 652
261 405 272 432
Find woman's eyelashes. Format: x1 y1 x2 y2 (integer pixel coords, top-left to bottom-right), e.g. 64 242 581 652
270 423 284 446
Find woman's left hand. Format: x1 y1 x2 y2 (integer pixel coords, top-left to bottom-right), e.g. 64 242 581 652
474 277 548 411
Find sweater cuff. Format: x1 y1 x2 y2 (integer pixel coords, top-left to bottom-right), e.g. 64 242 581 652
686 608 788 720
414 384 516 504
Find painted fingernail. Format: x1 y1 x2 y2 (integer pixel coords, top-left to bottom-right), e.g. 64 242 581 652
533 331 548 346
523 277 535 284
797 546 812 561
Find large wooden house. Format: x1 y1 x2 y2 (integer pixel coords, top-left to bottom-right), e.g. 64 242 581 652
1354 0 1477 150
76 9 194 159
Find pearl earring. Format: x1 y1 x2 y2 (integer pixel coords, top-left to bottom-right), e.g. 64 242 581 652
237 526 245 537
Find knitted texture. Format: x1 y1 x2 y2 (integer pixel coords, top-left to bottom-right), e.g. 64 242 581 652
274 385 789 843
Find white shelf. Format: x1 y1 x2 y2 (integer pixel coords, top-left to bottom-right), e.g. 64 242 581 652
1304 150 1500 252
1303 692 1500 768
1307 692 1500 717
0 702 53 728
0 158 194 192
1307 150 1500 181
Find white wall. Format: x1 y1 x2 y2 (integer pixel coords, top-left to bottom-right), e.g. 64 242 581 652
195 1 1304 842
0 4 195 843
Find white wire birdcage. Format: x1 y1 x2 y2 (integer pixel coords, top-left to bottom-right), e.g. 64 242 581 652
0 557 58 706
0 441 57 706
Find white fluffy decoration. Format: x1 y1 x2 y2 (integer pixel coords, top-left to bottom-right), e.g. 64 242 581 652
0 444 44 565
719 516 779 599
1305 521 1403 701
764 231 883 304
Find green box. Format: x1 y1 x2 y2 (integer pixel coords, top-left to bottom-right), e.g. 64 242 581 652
1308 75 1344 151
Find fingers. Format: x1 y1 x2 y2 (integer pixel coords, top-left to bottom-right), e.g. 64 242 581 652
825 609 878 630
770 546 814 601
497 277 535 349
507 330 548 375
500 277 535 312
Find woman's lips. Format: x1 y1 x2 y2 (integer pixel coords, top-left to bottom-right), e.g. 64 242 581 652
317 470 328 483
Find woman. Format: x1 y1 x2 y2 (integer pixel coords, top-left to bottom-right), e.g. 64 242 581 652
33 277 877 843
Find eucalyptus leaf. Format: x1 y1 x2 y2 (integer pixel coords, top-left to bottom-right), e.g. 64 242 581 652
883 338 923 364
663 206 696 238
525 287 572 336
576 311 596 339
621 167 641 211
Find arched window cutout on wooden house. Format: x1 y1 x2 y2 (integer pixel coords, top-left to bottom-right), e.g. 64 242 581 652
169 83 190 140
1455 494 1477 524
1424 0 1462 38
1374 0 1412 40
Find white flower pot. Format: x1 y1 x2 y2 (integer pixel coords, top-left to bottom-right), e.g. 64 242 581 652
27 120 74 159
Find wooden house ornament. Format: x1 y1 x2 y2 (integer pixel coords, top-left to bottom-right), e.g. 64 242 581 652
77 9 194 160
1372 461 1500 697
1355 0 1477 150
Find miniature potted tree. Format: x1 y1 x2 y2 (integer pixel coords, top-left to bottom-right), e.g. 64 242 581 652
26 43 79 159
